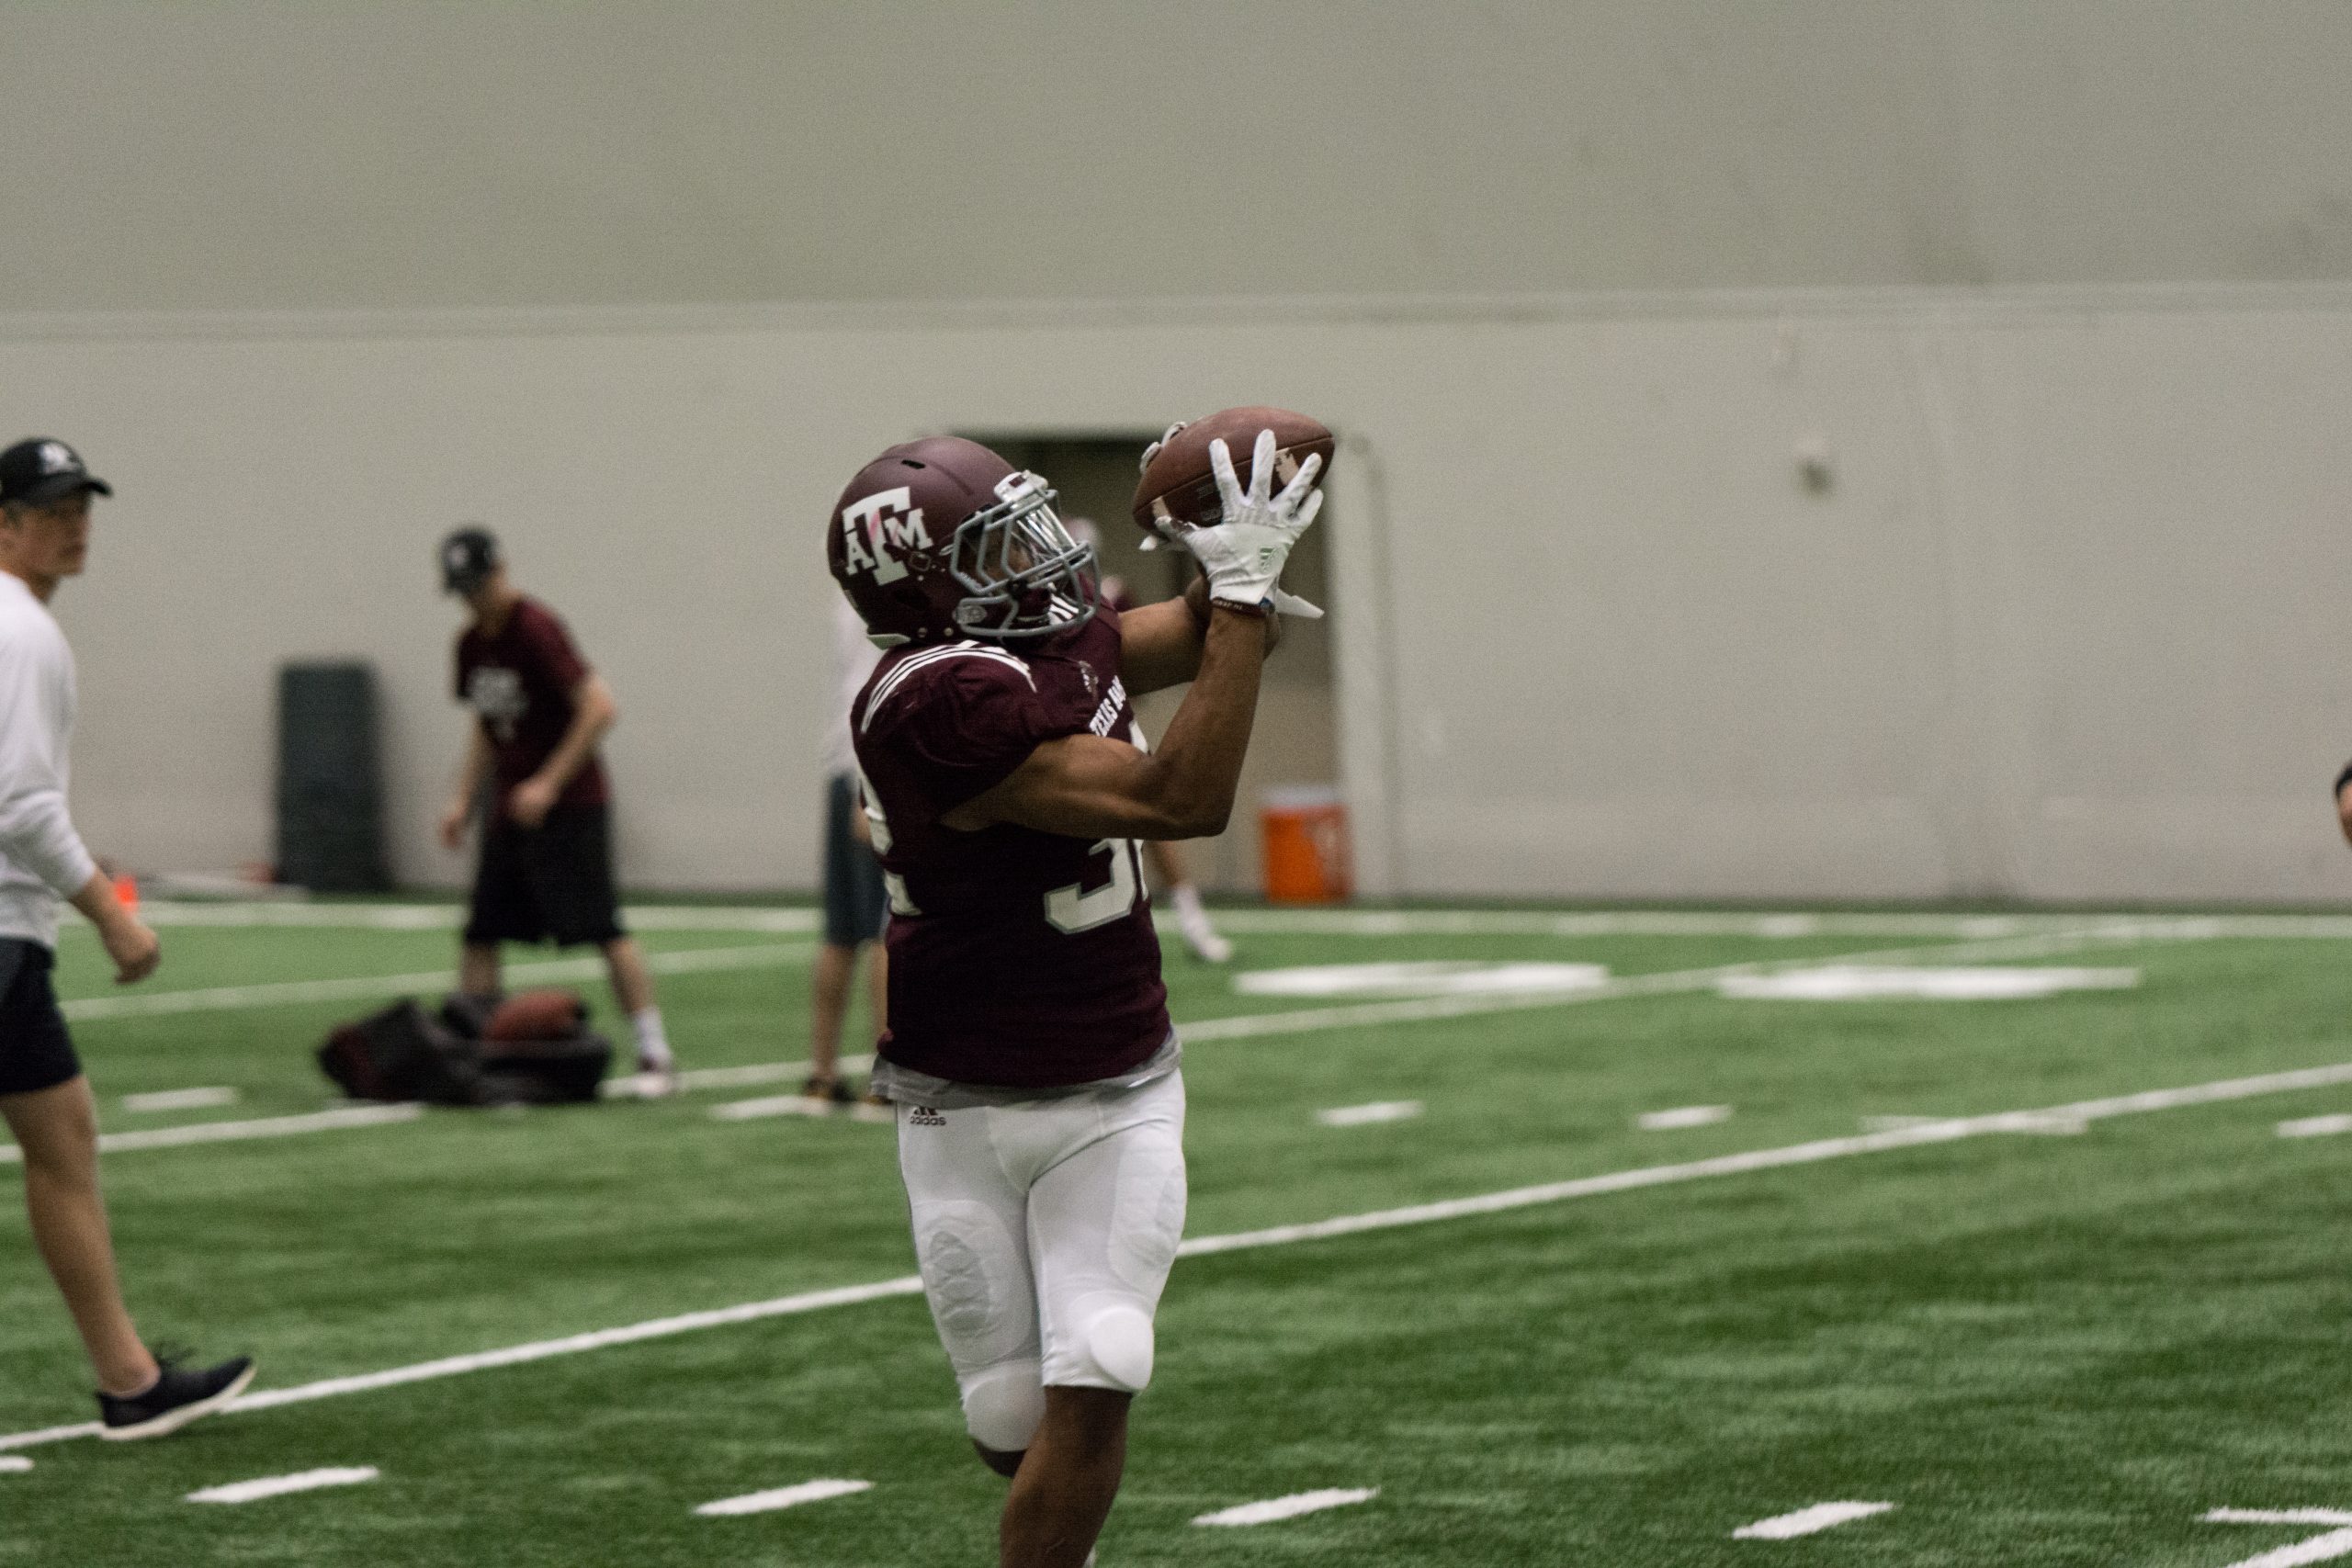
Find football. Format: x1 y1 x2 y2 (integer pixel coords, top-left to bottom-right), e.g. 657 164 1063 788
1130 406 1335 539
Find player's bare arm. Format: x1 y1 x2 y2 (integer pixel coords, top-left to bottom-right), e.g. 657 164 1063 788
510 673 616 828
1115 574 1281 695
67 869 157 985
947 602 1270 840
438 727 495 849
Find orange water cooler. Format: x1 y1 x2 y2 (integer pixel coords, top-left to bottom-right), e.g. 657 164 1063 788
1259 785 1353 904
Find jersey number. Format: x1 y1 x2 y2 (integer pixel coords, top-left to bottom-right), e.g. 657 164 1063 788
1046 839 1143 934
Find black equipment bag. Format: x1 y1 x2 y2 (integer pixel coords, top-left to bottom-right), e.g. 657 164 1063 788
317 998 502 1107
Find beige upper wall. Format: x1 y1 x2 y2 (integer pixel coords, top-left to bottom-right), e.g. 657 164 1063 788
8 1 2352 312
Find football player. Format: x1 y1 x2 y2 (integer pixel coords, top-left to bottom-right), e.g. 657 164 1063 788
830 428 1320 1568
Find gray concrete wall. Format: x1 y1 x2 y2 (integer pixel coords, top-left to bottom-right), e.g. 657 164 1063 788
7 3 2352 311
6 287 2351 903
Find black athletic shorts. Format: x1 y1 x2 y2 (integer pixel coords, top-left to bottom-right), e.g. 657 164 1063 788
465 803 626 949
0 940 81 1098
822 772 888 949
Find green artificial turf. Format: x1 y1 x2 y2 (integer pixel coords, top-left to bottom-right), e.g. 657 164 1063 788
3 904 2350 1565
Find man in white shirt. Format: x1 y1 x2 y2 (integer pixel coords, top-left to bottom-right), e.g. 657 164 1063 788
0 437 254 1438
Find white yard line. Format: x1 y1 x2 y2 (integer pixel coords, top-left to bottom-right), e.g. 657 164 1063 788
1315 1100 1423 1127
710 1097 892 1123
0 1456 28 1473
121 1086 239 1113
1638 1105 1732 1131
2205 1510 2352 1568
62 943 808 1023
186 1466 379 1504
1193 1487 1378 1527
695 1478 873 1517
6 1053 2347 1453
1733 1501 1896 1540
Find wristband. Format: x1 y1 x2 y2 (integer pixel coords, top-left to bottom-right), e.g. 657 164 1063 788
1208 594 1273 619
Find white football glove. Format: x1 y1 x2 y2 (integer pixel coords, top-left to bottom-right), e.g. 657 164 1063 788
1181 428 1326 613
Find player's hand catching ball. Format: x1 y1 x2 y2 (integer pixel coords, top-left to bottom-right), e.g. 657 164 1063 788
508 776 560 829
1184 429 1325 613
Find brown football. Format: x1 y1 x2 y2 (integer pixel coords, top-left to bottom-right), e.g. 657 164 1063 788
485 988 588 1043
1130 406 1335 538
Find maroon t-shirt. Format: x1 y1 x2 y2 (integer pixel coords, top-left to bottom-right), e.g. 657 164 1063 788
852 609 1170 1089
454 596 610 810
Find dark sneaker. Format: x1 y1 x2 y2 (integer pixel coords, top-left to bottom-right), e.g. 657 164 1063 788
97 1355 256 1441
802 1073 856 1106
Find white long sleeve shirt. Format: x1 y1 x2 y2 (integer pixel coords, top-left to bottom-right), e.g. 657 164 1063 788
0 573 96 949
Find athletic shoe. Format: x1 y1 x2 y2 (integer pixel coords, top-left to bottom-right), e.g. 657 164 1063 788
803 1073 856 1106
1177 916 1234 964
635 1052 679 1099
97 1354 256 1441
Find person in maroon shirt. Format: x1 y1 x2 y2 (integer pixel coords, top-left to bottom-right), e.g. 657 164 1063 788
830 428 1321 1568
435 527 673 1089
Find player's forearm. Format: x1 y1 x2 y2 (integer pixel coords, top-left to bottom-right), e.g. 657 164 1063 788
67 867 136 939
450 728 493 806
1130 606 1268 837
532 707 610 794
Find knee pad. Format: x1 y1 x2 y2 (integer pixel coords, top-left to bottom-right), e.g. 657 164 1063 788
961 1360 1046 1453
1074 1305 1155 1393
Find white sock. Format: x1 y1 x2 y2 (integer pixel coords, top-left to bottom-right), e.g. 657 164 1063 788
631 1007 673 1068
1170 883 1209 928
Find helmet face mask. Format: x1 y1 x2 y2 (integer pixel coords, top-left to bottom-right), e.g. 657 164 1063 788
829 438 1099 648
945 472 1098 640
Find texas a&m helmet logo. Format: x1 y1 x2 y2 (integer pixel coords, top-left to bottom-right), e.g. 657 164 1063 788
837 488 932 585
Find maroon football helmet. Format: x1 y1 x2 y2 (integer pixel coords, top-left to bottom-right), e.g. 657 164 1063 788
827 437 1098 646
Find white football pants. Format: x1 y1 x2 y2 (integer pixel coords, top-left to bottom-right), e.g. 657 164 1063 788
896 1071 1187 1453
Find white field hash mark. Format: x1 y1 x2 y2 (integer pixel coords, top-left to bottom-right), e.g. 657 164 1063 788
1638 1105 1731 1131
0 1456 28 1473
1193 1487 1378 1527
186 1467 379 1504
1316 1100 1423 1127
1734 1501 1896 1540
2277 1114 2352 1139
9 1054 2352 1454
695 1478 873 1517
2204 1508 2352 1567
121 1086 238 1113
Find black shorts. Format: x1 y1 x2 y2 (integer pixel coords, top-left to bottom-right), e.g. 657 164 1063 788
822 772 888 949
0 940 80 1098
465 803 626 949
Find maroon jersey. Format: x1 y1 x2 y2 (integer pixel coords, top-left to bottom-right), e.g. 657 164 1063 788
853 608 1169 1089
454 596 610 810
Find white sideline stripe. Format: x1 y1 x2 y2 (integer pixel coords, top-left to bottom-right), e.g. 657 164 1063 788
1638 1105 1731 1131
121 1086 239 1112
607 1053 875 1101
1193 1487 1377 1527
1316 1100 1423 1127
2211 1512 2352 1529
2278 1114 2352 1139
10 1054 2352 1452
0 1104 424 1164
695 1478 873 1517
1733 1501 1896 1540
62 943 808 1022
0 1456 28 1472
186 1466 379 1504
76 900 2352 941
2203 1510 2352 1568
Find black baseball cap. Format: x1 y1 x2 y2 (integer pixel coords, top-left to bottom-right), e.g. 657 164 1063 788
439 525 500 592
0 438 112 506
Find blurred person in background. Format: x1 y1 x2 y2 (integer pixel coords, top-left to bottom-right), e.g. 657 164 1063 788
435 526 676 1091
807 593 888 1103
0 437 255 1438
1065 519 1232 964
